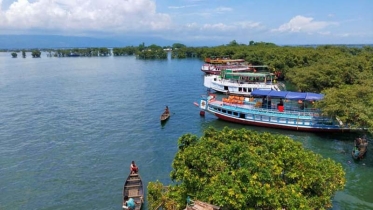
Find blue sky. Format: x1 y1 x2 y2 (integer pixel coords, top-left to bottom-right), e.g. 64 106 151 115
0 0 372 45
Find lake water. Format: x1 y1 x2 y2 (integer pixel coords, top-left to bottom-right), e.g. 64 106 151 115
0 52 372 210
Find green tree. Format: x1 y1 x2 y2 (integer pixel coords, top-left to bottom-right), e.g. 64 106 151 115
148 127 346 210
138 42 146 52
316 83 373 132
227 40 239 46
31 50 41 58
11 52 17 58
22 50 26 58
172 43 186 49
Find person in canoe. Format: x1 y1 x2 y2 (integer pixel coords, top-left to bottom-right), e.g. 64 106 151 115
123 195 140 210
130 161 139 174
165 106 169 114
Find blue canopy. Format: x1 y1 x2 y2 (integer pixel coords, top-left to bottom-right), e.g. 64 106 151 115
251 90 324 101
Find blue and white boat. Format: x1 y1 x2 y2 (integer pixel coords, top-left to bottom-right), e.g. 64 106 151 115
197 90 355 132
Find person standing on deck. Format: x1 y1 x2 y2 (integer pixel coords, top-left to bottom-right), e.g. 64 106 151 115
130 161 138 174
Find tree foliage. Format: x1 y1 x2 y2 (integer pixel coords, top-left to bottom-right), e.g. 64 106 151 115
148 127 346 210
172 43 186 49
52 48 110 57
31 50 41 58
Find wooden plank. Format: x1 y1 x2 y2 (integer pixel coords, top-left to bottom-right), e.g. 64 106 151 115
124 184 142 188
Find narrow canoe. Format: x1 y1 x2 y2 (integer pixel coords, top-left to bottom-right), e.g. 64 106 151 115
122 173 144 210
160 110 170 122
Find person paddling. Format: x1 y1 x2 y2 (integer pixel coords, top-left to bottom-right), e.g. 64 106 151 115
130 161 138 174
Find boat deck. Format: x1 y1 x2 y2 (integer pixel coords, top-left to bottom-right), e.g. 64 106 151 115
209 100 316 119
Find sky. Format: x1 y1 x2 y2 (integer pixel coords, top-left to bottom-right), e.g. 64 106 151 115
0 0 372 46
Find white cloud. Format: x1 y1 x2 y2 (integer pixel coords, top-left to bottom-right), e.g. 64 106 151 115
235 21 261 29
200 21 261 32
202 23 235 31
215 7 233 13
0 0 172 35
168 5 198 9
318 31 331 35
272 15 337 33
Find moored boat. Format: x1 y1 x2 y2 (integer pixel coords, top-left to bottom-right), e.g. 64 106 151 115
122 172 144 210
196 90 358 132
352 137 368 160
204 69 285 96
201 57 250 75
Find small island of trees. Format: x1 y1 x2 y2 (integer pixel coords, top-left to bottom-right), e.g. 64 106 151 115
147 127 346 210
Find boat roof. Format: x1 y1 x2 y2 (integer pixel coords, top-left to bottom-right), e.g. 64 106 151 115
251 90 324 101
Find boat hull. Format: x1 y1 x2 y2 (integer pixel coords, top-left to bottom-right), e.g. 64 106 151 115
214 112 350 132
160 111 170 122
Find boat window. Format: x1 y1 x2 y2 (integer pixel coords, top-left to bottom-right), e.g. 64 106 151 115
239 113 245 118
243 88 247 92
222 109 227 113
228 111 232 115
218 108 221 111
233 112 238 116
239 87 242 92
224 86 229 90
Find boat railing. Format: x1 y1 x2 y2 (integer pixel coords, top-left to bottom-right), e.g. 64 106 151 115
250 107 317 118
213 100 321 118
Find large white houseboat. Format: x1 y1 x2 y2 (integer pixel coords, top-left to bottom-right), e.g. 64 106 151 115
197 90 356 132
204 70 285 96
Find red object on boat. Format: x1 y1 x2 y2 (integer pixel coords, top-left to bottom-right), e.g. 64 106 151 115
278 105 284 112
200 110 205 116
193 102 199 107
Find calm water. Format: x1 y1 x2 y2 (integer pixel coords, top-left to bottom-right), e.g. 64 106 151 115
0 52 372 210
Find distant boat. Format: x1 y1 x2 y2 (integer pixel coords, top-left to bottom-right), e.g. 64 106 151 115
352 137 368 160
160 107 170 123
201 57 250 75
122 172 144 210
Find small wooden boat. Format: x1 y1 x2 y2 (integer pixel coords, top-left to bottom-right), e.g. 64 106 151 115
160 108 170 123
352 137 368 160
122 172 144 210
